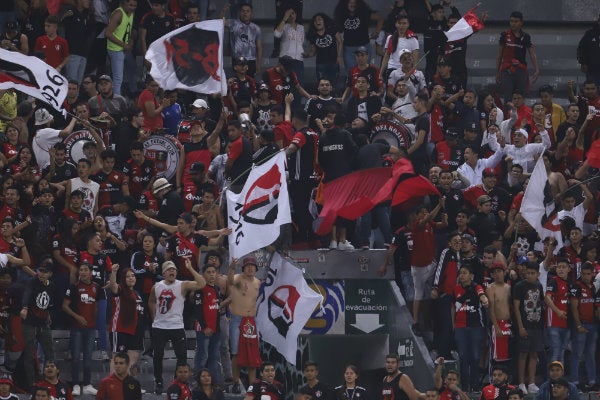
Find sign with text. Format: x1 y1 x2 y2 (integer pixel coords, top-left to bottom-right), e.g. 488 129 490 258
345 280 389 334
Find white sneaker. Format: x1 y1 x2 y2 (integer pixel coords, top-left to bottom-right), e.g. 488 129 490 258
518 383 528 395
528 384 539 394
329 240 338 249
72 385 81 396
338 240 355 251
83 385 98 395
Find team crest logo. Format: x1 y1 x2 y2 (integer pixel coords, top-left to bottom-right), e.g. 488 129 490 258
63 130 95 165
268 285 300 337
164 27 221 86
143 135 181 180
242 321 257 338
241 163 282 225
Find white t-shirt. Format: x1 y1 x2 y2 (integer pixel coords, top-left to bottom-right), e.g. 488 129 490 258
70 177 100 218
33 128 62 170
384 34 419 71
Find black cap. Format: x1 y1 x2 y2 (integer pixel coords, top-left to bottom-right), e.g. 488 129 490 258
259 129 275 141
465 122 479 132
5 21 18 31
234 56 248 66
445 127 460 138
552 377 569 388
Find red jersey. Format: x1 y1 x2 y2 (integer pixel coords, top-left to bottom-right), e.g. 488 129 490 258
183 140 211 187
131 251 162 295
345 64 383 97
263 66 299 105
192 284 219 332
51 234 79 274
123 158 156 199
93 169 129 207
97 373 141 400
429 103 445 143
2 142 18 160
165 232 208 279
0 204 26 225
79 250 113 296
167 380 192 400
480 384 515 400
138 89 163 132
453 282 486 328
138 190 159 228
274 121 293 148
66 280 99 328
569 280 598 324
34 35 69 68
61 207 92 224
110 284 143 335
546 275 570 328
410 219 436 267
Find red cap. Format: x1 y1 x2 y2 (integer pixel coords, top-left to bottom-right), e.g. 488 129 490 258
482 168 496 177
490 262 506 271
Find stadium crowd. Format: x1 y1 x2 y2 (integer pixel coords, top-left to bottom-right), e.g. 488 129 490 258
1 0 600 398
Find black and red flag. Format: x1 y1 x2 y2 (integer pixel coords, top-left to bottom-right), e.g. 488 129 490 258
145 19 227 95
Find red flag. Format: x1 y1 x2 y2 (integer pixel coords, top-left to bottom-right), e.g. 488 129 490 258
315 159 440 235
587 138 600 168
444 6 484 42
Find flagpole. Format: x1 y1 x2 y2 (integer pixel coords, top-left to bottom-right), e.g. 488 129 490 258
267 251 326 307
556 175 600 197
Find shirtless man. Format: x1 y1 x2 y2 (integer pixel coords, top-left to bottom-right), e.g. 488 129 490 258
486 263 512 364
227 256 262 393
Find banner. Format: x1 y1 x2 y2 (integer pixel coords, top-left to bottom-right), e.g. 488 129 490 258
145 19 227 95
227 152 291 258
256 252 323 364
444 6 484 42
520 155 562 252
0 48 68 112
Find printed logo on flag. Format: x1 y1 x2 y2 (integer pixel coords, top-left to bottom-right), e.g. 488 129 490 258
268 285 300 337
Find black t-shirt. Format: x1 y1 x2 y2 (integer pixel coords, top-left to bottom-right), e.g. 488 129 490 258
318 127 358 183
336 6 372 46
356 142 390 169
308 27 339 64
305 96 340 131
512 279 545 329
391 226 413 271
412 113 430 157
42 161 77 183
300 381 334 400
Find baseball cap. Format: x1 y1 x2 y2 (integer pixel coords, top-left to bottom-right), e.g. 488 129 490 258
234 56 248 66
189 162 206 173
398 48 412 59
98 74 112 83
5 21 18 31
465 122 479 132
192 99 209 109
242 256 257 269
34 108 54 126
259 129 275 142
515 128 529 139
258 83 270 92
445 127 460 138
178 212 193 224
461 234 476 245
517 255 529 265
477 194 492 205
552 377 569 387
548 361 564 370
162 261 177 274
482 168 496 178
0 372 13 386
37 258 54 272
354 46 368 55
490 262 506 271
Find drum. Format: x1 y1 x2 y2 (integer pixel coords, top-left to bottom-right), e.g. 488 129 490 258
63 130 96 165
370 120 412 152
143 135 182 181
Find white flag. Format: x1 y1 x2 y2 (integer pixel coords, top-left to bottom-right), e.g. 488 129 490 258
256 252 323 365
0 48 68 112
521 155 562 252
444 7 484 42
145 19 227 95
227 152 291 259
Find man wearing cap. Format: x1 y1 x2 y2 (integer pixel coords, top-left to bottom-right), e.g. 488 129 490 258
535 362 580 400
222 2 262 77
341 46 384 103
0 20 28 55
430 58 463 96
20 256 56 389
140 0 175 57
229 57 257 109
87 74 129 123
500 126 550 173
179 110 225 193
387 49 426 104
227 256 262 393
457 142 503 188
434 128 464 171
33 114 77 171
468 195 500 250
149 259 206 393
182 162 220 211
0 372 17 400
153 177 184 226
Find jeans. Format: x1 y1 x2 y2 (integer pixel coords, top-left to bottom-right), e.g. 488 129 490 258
97 299 107 351
108 50 125 95
229 314 241 355
194 330 222 382
499 68 529 104
316 63 340 94
358 204 391 248
219 314 232 382
569 323 598 384
343 45 367 75
152 328 187 383
71 328 95 385
288 59 304 87
66 54 87 84
22 323 54 389
547 326 570 364
454 326 485 390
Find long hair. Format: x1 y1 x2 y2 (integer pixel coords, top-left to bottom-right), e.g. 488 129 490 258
334 0 370 28
307 12 338 42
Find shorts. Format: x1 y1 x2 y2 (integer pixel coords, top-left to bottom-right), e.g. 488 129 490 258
411 262 435 301
229 314 242 355
517 327 545 353
491 319 512 361
110 331 144 352
237 316 261 368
